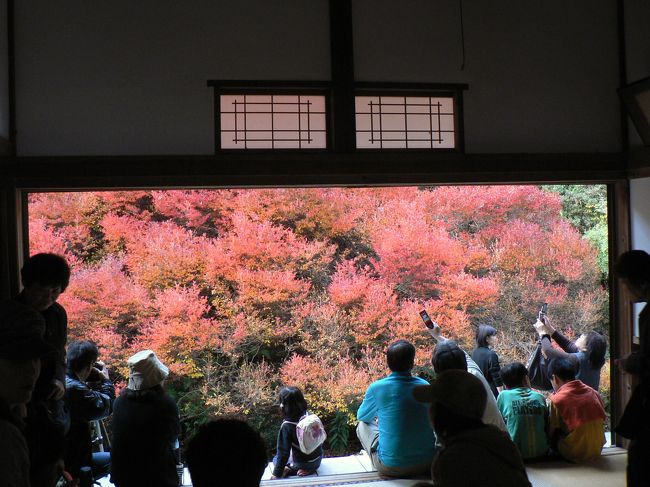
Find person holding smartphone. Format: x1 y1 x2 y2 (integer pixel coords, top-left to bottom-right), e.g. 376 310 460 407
420 312 507 432
533 316 606 392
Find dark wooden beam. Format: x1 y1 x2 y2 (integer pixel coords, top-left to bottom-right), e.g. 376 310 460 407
2 152 627 190
628 146 650 178
7 0 16 156
329 0 356 153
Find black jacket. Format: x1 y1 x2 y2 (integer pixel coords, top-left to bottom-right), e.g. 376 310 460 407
471 346 503 398
110 388 180 487
64 373 115 477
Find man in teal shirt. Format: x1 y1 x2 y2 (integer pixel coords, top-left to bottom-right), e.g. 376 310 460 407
497 362 549 460
356 340 436 477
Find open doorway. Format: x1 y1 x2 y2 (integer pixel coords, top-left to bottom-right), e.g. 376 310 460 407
27 184 610 471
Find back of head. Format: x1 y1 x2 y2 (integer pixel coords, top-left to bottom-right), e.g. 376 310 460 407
548 358 576 382
413 370 486 439
387 340 415 373
186 418 267 487
500 362 528 389
21 253 71 291
279 386 308 422
585 331 607 370
127 350 169 391
475 324 497 347
615 249 650 288
432 340 467 374
67 340 99 373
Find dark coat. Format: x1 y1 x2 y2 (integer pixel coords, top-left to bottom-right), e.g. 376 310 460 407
471 346 503 398
64 373 115 477
110 388 180 487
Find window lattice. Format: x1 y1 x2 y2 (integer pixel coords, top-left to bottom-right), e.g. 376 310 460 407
355 96 456 149
220 94 327 149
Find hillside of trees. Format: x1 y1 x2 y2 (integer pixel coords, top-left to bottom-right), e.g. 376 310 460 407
28 185 609 451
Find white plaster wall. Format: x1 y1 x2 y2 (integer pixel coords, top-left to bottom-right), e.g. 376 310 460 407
13 0 622 156
353 0 621 153
630 177 650 252
13 0 330 155
0 0 9 140
630 176 650 337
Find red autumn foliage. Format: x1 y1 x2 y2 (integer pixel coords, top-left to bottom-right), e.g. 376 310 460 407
27 186 608 441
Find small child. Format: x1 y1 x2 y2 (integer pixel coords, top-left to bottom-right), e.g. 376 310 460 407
497 362 549 460
270 387 323 479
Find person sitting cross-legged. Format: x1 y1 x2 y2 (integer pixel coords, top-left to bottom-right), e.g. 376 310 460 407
547 358 606 462
356 340 436 478
497 362 549 460
64 340 115 481
186 418 268 487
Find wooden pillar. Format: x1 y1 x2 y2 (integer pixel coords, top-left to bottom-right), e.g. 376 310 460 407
608 181 632 447
0 176 22 300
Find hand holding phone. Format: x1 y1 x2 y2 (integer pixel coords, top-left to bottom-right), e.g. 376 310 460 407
419 310 435 329
538 303 548 321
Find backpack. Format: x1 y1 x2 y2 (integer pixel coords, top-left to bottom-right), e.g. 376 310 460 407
290 413 327 455
527 340 553 391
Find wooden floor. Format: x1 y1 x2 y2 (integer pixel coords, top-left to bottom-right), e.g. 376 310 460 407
98 448 627 487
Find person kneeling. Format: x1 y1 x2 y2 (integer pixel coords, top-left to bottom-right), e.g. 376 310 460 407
548 358 606 462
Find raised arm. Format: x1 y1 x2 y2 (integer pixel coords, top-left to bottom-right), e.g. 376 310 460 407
542 316 579 353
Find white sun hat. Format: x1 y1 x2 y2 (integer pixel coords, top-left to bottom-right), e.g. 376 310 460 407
127 349 169 390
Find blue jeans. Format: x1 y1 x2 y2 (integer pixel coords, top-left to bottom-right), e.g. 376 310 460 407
92 452 111 480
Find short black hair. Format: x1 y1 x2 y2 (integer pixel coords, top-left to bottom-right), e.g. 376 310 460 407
21 253 71 291
387 340 415 373
431 341 467 374
500 362 529 389
431 400 484 440
475 324 497 347
278 386 308 422
615 250 650 288
186 418 267 487
67 340 99 372
548 358 576 382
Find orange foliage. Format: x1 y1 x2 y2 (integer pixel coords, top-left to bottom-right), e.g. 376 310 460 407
27 186 608 430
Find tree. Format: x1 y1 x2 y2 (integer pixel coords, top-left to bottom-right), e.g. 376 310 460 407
28 185 609 448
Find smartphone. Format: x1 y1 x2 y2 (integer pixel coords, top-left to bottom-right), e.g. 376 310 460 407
538 303 548 320
419 309 435 329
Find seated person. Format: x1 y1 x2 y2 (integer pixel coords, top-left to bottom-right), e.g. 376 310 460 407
64 340 115 480
270 387 323 479
429 325 506 431
110 350 180 487
497 362 549 459
413 370 532 487
356 340 436 477
534 316 607 391
186 418 268 487
547 358 606 462
0 309 51 487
